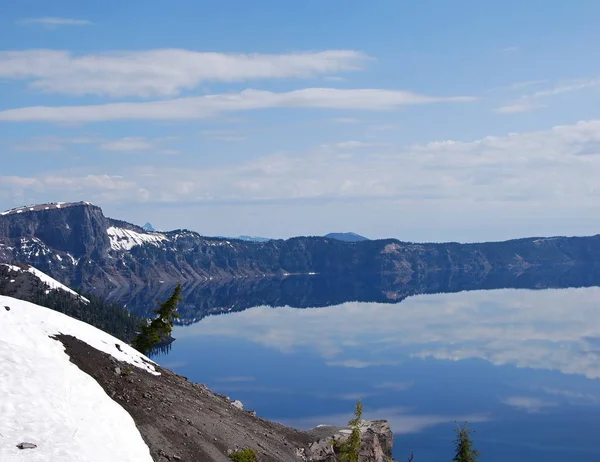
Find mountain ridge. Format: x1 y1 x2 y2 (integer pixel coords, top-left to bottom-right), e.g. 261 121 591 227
325 232 370 242
1 201 599 298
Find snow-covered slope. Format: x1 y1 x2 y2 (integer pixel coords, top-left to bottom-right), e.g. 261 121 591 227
1 264 90 303
107 226 168 251
0 295 157 462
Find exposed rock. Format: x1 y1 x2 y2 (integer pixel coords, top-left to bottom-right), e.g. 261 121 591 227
304 422 393 462
16 442 37 450
231 400 244 410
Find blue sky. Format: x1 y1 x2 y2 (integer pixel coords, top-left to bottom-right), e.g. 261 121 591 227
2 0 600 241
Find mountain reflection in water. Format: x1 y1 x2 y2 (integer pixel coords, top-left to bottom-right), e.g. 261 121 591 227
108 262 600 323
142 277 600 462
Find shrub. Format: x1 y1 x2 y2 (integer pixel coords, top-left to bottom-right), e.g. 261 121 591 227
229 448 257 462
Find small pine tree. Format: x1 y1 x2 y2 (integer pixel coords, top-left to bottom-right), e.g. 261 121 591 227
452 422 479 462
132 284 182 355
338 400 363 462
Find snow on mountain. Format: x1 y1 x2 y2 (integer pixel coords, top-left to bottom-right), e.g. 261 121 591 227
106 226 168 251
0 201 93 216
0 295 156 461
1 264 90 303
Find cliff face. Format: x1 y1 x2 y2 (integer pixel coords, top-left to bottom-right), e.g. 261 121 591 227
1 202 600 299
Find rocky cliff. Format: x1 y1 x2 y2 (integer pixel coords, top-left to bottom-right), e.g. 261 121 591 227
1 201 600 302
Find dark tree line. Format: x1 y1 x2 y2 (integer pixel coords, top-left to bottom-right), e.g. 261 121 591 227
0 266 142 342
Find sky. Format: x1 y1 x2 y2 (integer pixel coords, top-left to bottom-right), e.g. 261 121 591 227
1 0 600 242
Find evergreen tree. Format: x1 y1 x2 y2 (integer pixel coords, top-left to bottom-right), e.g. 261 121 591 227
452 422 479 462
338 400 363 462
132 284 182 355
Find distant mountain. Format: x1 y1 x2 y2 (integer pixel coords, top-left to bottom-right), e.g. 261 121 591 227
236 235 272 242
2 201 600 303
325 232 369 242
142 222 155 232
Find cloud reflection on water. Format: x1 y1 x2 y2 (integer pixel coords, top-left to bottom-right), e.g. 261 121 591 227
174 287 600 378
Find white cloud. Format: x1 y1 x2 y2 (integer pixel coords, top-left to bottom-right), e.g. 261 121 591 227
99 137 154 151
282 406 489 434
169 285 600 379
495 76 600 114
213 376 255 383
12 136 98 152
13 138 65 152
0 174 137 197
369 124 400 131
321 140 387 149
0 49 368 97
501 397 557 413
539 387 600 404
331 117 361 124
506 80 546 91
200 129 249 142
374 381 414 391
17 18 92 27
530 78 600 98
211 136 248 142
494 103 537 114
0 88 475 122
502 46 520 52
325 359 403 368
11 136 168 153
4 119 600 208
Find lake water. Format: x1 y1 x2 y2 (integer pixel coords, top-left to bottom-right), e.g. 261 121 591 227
151 284 600 461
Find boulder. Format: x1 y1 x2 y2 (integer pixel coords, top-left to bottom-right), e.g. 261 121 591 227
304 420 395 462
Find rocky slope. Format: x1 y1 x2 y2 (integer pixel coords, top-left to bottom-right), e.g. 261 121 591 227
1 201 600 301
58 333 395 462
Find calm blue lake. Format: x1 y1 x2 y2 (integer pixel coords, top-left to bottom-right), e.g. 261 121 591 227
155 286 600 461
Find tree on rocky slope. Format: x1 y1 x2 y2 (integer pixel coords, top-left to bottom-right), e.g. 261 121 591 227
132 284 181 355
336 399 363 462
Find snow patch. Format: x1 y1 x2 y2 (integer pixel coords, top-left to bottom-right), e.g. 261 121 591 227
0 295 156 461
18 237 51 258
27 266 90 303
1 264 89 304
0 202 89 216
107 226 168 251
